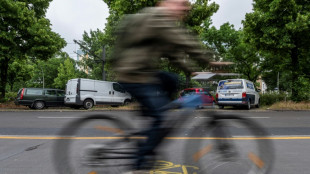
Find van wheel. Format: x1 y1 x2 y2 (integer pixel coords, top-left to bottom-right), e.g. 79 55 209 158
246 100 251 110
83 99 94 110
219 105 224 109
34 101 45 110
123 99 130 106
256 99 260 108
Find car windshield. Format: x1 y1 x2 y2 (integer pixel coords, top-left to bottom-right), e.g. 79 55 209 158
218 80 243 90
180 89 196 96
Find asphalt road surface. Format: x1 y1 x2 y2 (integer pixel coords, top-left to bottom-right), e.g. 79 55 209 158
0 110 310 174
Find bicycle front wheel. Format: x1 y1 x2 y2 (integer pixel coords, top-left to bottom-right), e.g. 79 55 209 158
184 114 274 174
53 114 136 174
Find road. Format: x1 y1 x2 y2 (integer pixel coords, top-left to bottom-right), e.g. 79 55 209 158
0 110 310 174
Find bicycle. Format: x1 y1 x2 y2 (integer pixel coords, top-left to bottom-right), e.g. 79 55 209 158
53 95 274 174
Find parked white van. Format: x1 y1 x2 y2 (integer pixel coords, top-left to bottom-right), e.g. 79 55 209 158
64 78 132 109
216 79 260 110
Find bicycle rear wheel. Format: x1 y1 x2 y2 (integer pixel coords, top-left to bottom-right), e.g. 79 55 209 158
53 114 136 174
184 114 274 174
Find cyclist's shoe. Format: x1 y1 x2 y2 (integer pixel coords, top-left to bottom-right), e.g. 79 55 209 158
82 144 107 165
217 143 238 160
122 170 150 174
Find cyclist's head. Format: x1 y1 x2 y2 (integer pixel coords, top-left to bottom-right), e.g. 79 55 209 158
158 0 191 20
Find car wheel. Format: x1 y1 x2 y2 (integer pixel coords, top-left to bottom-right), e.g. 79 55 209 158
83 99 94 110
34 101 45 110
219 105 224 109
246 100 251 110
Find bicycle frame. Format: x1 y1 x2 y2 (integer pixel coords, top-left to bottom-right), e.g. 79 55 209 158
84 94 207 163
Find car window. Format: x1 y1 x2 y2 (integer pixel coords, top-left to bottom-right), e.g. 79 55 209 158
246 82 255 90
218 80 243 90
57 90 65 97
45 90 56 96
26 89 43 95
180 89 196 96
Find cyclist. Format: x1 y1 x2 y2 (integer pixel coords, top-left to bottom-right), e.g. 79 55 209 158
112 0 213 173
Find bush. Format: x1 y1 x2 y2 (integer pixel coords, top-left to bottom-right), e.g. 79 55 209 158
291 76 310 102
260 92 290 106
0 92 17 103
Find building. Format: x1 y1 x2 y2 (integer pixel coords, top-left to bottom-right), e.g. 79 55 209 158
76 50 89 74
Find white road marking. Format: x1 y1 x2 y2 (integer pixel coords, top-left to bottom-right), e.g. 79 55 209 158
38 117 83 119
195 116 270 119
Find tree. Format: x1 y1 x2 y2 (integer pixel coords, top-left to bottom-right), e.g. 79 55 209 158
202 22 240 61
243 0 310 101
0 0 66 99
201 23 262 82
26 53 68 88
54 58 78 89
7 59 33 91
74 30 107 80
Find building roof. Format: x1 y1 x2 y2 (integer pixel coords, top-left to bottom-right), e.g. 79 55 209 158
192 72 240 80
210 62 234 66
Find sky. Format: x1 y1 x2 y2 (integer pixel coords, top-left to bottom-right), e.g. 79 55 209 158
46 0 253 59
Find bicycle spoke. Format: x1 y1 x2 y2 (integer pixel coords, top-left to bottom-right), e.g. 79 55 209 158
192 144 213 162
248 152 265 169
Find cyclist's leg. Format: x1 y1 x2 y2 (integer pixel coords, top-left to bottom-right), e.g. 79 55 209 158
121 83 170 169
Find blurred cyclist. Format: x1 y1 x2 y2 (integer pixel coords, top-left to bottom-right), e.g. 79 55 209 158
112 0 213 173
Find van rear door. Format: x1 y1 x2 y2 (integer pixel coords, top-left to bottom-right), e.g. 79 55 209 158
217 80 244 104
65 79 78 104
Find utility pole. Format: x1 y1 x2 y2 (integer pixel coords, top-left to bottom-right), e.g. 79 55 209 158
73 39 106 81
102 46 106 81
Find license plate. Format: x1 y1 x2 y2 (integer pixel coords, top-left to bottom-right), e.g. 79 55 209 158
225 94 234 96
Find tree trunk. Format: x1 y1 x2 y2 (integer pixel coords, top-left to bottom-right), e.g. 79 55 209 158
185 72 191 88
0 57 9 100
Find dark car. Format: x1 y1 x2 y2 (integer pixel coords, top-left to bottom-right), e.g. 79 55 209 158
15 88 65 109
179 88 216 108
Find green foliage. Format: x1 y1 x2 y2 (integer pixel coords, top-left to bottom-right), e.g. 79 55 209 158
0 0 66 99
202 22 240 60
26 55 67 88
7 59 34 91
54 58 79 89
291 76 310 102
260 92 290 106
243 0 310 101
79 0 219 82
201 22 261 82
0 91 17 102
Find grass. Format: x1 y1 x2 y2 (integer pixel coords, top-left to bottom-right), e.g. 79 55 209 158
2 100 310 111
268 101 310 110
0 101 140 111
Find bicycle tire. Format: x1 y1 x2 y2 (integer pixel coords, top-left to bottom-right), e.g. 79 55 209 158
53 114 136 174
183 114 274 174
